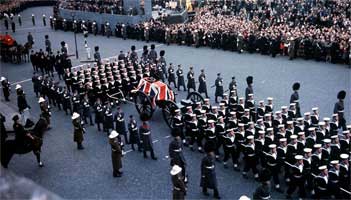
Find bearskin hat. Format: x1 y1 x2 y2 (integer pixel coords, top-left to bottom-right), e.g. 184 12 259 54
337 90 346 100
94 46 99 52
143 45 148 51
246 76 253 85
292 82 300 90
151 44 155 49
131 45 136 51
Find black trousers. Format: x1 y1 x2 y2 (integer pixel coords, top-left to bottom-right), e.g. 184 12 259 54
287 177 306 198
223 146 238 165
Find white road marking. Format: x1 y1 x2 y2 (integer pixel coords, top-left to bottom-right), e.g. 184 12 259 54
10 44 164 86
124 149 133 154
164 135 171 138
152 139 159 143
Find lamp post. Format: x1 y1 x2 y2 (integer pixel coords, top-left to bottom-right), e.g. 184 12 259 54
71 13 79 59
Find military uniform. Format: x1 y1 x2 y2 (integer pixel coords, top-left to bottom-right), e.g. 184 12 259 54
128 117 140 151
176 66 186 91
198 71 208 98
109 131 123 177
94 101 104 131
200 153 220 198
114 109 129 144
72 114 84 149
139 123 157 160
187 68 196 92
214 74 224 103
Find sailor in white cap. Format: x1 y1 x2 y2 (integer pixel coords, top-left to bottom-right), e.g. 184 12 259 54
303 148 314 189
38 96 51 129
109 130 123 177
340 130 350 153
72 112 85 150
1 76 10 101
242 135 259 180
265 97 274 114
339 154 350 194
170 165 186 199
286 154 306 199
286 134 298 164
311 107 319 127
314 165 329 199
264 143 283 192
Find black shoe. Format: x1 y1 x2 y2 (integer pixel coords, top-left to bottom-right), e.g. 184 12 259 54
275 188 283 193
242 174 248 179
152 157 158 160
144 155 148 159
203 191 210 196
214 195 221 199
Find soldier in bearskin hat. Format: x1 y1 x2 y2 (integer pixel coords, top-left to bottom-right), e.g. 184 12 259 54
290 82 301 117
245 76 253 100
334 90 346 130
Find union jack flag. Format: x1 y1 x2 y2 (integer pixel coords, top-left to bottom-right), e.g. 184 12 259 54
135 78 175 102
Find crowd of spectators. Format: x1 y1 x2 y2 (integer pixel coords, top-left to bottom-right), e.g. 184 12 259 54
0 0 56 16
58 0 137 15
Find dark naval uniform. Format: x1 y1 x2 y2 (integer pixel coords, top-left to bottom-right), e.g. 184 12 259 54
176 67 186 91
187 69 196 92
214 75 224 103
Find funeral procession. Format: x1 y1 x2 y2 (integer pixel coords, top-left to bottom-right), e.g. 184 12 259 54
0 0 350 199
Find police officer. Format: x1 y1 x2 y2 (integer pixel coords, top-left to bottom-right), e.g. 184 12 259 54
72 112 85 150
187 66 196 93
1 77 10 101
109 130 123 177
198 69 208 98
176 65 186 91
214 73 224 103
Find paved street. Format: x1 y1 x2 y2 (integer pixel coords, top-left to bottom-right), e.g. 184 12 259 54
1 6 350 199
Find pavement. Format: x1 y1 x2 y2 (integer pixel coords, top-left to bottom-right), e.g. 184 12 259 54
0 6 350 200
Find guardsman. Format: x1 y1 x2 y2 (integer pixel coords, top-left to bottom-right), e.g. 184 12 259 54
286 155 306 199
32 14 35 26
170 165 187 200
139 121 157 160
245 76 253 100
82 95 93 126
242 135 259 180
94 98 104 131
314 165 329 199
72 112 85 150
176 65 186 91
1 77 10 101
214 73 224 103
290 82 301 117
103 102 114 134
223 128 239 171
200 141 221 199
159 50 167 77
198 69 208 98
128 115 140 151
149 44 157 62
168 63 177 88
114 106 129 144
334 90 346 130
187 66 196 93
38 97 51 129
109 130 123 177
